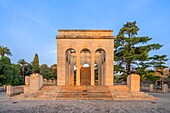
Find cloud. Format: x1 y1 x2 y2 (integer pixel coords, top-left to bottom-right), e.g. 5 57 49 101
25 14 56 33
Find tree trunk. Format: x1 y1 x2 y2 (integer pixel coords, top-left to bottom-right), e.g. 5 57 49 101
127 62 131 75
22 65 24 76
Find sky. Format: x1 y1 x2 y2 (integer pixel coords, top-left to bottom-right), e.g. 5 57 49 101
0 0 170 67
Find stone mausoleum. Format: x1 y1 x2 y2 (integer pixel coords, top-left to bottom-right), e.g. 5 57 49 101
7 29 156 100
56 30 114 86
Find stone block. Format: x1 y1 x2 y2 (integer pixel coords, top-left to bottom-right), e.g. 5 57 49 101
127 74 140 92
24 86 30 94
29 73 43 93
6 85 13 96
162 84 168 93
25 76 30 86
149 84 154 92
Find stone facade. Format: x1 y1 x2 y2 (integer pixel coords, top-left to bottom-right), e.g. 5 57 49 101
56 30 115 85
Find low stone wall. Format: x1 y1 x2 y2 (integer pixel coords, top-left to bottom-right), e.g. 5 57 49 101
6 85 24 96
43 79 57 85
13 85 24 94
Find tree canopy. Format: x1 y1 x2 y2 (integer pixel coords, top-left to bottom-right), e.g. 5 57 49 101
0 45 12 57
0 57 13 85
114 21 168 80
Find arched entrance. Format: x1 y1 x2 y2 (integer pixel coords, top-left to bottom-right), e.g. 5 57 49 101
80 48 91 85
80 63 91 85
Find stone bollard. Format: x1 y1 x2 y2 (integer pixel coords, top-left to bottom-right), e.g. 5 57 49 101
3 85 6 90
162 84 168 93
127 74 140 92
6 85 13 96
25 76 30 86
149 84 154 92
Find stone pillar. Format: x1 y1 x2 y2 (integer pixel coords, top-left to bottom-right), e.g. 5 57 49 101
127 74 140 92
105 49 114 85
91 52 95 85
65 62 69 85
149 84 154 92
57 43 65 85
162 84 168 93
98 65 101 85
29 73 43 93
69 64 74 85
76 51 80 85
6 85 13 96
101 64 103 85
25 76 30 86
24 76 30 94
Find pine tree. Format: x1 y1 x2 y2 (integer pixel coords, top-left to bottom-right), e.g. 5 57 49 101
32 53 40 73
114 21 163 77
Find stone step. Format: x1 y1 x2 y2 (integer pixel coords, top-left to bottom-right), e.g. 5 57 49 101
19 85 157 100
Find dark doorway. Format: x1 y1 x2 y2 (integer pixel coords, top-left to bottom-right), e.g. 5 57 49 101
80 67 91 85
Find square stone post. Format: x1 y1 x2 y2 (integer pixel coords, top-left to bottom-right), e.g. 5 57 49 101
6 85 13 96
29 73 43 93
105 49 113 85
91 52 95 85
162 84 168 93
76 51 80 85
57 42 66 85
127 74 140 92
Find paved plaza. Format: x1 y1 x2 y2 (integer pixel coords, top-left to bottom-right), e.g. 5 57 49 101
0 91 170 113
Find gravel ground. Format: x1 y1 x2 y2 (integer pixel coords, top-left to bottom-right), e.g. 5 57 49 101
0 99 170 113
0 88 170 113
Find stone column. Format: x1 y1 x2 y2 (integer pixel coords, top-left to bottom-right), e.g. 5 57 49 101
105 49 113 85
76 51 80 85
91 52 95 85
70 64 74 85
57 44 66 85
101 64 103 85
98 65 101 85
65 61 68 85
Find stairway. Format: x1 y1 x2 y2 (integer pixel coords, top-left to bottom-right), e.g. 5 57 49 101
108 85 157 100
13 85 157 100
57 85 112 100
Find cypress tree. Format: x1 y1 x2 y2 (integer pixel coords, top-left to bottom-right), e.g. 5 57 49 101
32 53 40 73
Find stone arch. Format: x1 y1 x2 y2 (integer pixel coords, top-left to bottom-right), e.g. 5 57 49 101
80 63 91 85
80 48 92 53
80 49 91 85
80 48 91 66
